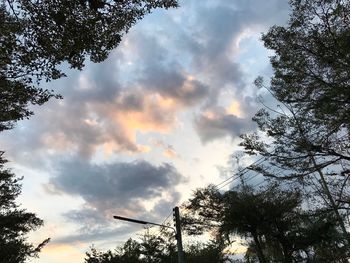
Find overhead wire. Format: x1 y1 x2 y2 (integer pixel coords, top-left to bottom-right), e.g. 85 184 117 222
215 157 266 191
214 157 266 189
153 211 174 238
216 169 266 191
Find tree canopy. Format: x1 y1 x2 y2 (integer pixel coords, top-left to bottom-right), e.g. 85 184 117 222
84 231 231 263
240 0 350 244
183 184 349 262
241 0 350 182
263 0 350 131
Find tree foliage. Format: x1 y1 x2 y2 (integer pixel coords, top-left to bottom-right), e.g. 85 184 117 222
183 184 349 262
0 153 50 263
185 240 232 263
263 0 350 131
1 0 178 129
84 231 230 263
240 0 350 242
241 0 350 180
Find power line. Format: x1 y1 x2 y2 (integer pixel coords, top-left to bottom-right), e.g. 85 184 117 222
244 171 261 184
154 211 175 238
215 157 266 190
216 169 265 191
251 178 268 189
216 171 255 190
214 156 266 188
162 211 173 225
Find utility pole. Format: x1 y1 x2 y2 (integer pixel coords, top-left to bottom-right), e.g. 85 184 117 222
173 206 185 263
113 206 185 263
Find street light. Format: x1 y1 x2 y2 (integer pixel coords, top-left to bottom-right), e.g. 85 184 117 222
112 215 176 232
113 206 185 263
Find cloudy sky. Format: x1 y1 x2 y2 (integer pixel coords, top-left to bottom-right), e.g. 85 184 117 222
1 0 291 262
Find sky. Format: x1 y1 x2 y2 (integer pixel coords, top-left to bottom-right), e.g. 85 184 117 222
1 0 291 262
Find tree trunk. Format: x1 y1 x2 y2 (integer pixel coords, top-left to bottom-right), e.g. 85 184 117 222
252 232 267 263
309 154 349 242
292 110 349 243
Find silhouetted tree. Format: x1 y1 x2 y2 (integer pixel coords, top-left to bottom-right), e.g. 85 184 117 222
183 184 349 262
84 230 231 263
85 234 174 263
262 0 350 131
240 0 350 240
240 98 350 239
185 240 233 263
0 153 50 263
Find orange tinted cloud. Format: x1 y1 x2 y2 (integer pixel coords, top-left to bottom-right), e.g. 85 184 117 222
112 93 177 133
41 132 74 152
40 91 179 156
40 76 205 156
151 139 180 159
226 101 243 117
163 148 179 159
96 92 180 155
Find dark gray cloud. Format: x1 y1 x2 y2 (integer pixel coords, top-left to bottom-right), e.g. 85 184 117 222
50 159 182 210
188 7 246 89
140 64 210 106
194 106 254 143
127 32 210 106
46 158 183 243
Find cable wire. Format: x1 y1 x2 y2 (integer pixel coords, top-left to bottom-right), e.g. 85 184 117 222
214 157 266 190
